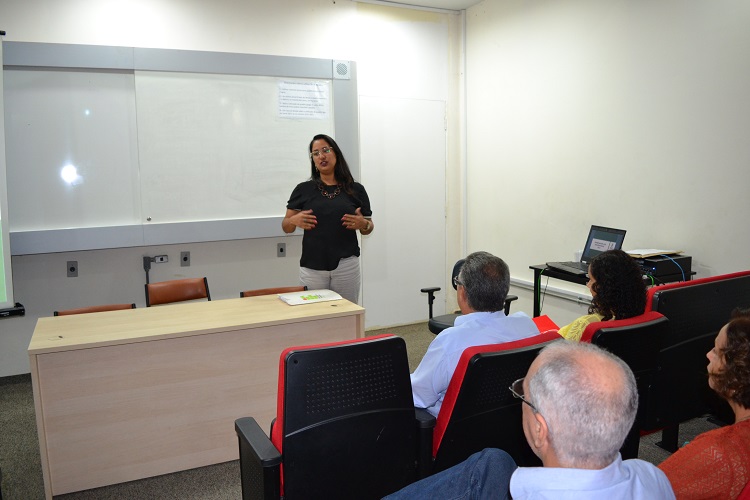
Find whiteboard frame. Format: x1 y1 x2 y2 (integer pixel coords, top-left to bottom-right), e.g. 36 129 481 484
4 42 358 255
0 38 17 309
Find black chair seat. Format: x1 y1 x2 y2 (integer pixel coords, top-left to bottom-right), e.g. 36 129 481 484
428 313 459 335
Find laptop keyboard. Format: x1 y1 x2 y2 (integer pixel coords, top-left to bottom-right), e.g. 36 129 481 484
546 261 589 274
557 261 586 271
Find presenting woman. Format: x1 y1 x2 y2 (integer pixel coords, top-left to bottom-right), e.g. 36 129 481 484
282 134 373 304
658 308 750 498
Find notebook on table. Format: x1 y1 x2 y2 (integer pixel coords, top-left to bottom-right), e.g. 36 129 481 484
546 225 627 276
278 289 343 305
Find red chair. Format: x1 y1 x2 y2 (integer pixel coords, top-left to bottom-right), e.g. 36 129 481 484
579 311 669 459
644 270 750 451
234 334 419 500
416 330 561 477
644 270 750 312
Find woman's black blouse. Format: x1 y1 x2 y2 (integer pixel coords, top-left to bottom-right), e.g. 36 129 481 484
286 180 372 271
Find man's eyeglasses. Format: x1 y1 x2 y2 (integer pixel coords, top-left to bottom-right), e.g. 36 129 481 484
310 147 333 158
453 276 464 288
509 378 538 413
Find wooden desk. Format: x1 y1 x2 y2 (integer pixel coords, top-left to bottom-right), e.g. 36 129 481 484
28 296 364 498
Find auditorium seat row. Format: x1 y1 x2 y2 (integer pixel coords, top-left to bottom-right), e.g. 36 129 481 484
234 270 750 499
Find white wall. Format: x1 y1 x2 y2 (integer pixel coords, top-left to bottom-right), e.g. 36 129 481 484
466 0 750 319
0 0 460 376
13 0 746 376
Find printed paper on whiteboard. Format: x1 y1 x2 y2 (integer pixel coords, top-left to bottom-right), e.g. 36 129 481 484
278 81 330 120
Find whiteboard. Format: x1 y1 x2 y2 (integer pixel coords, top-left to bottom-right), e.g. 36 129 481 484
5 69 141 231
135 72 332 223
3 42 354 254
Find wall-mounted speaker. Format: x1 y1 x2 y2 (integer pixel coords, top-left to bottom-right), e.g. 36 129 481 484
333 60 351 80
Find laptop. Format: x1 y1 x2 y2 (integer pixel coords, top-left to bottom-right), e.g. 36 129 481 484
546 225 627 276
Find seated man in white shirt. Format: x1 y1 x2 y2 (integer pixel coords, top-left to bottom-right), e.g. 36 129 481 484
385 341 675 500
410 251 538 417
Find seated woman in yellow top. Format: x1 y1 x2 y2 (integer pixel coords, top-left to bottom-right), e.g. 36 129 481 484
558 249 647 342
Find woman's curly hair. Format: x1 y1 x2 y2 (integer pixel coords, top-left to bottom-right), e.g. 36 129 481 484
588 249 646 321
711 309 750 408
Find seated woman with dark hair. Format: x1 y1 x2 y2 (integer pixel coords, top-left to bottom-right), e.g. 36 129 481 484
658 308 750 499
557 249 647 342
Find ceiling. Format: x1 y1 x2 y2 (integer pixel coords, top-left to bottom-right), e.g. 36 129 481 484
353 0 484 12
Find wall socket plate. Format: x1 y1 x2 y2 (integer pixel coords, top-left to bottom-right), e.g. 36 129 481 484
277 243 286 257
180 251 191 267
67 260 78 277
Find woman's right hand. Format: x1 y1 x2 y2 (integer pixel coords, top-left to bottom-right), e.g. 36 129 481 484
284 209 316 232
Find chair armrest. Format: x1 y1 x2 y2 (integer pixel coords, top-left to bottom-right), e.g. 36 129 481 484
420 287 441 319
235 417 282 500
415 408 436 479
415 408 436 429
503 295 519 315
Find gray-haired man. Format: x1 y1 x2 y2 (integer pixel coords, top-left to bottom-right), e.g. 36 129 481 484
387 341 675 499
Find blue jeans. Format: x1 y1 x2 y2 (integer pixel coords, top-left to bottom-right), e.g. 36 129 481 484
383 448 517 500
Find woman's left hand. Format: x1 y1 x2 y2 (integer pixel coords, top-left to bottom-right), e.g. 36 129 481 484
342 207 369 232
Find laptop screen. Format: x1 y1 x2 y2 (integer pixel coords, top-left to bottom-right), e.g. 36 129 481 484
581 225 627 264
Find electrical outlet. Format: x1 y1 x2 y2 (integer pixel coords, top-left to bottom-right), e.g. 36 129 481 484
154 255 168 263
67 261 78 277
180 251 191 267
277 243 286 258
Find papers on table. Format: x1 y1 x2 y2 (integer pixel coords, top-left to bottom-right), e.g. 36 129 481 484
625 249 683 259
278 289 343 305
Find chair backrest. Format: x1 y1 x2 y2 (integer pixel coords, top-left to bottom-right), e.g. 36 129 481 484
145 277 210 306
432 331 561 472
54 303 136 316
239 285 307 298
580 311 669 458
580 311 666 372
645 271 750 427
271 334 417 499
450 259 465 290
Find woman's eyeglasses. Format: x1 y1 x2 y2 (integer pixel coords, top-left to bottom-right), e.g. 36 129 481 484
310 147 333 158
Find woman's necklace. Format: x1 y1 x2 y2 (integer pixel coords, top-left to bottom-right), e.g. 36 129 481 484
318 183 342 200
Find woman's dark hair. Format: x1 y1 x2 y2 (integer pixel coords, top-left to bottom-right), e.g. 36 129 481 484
712 310 750 408
587 249 646 321
308 134 355 195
